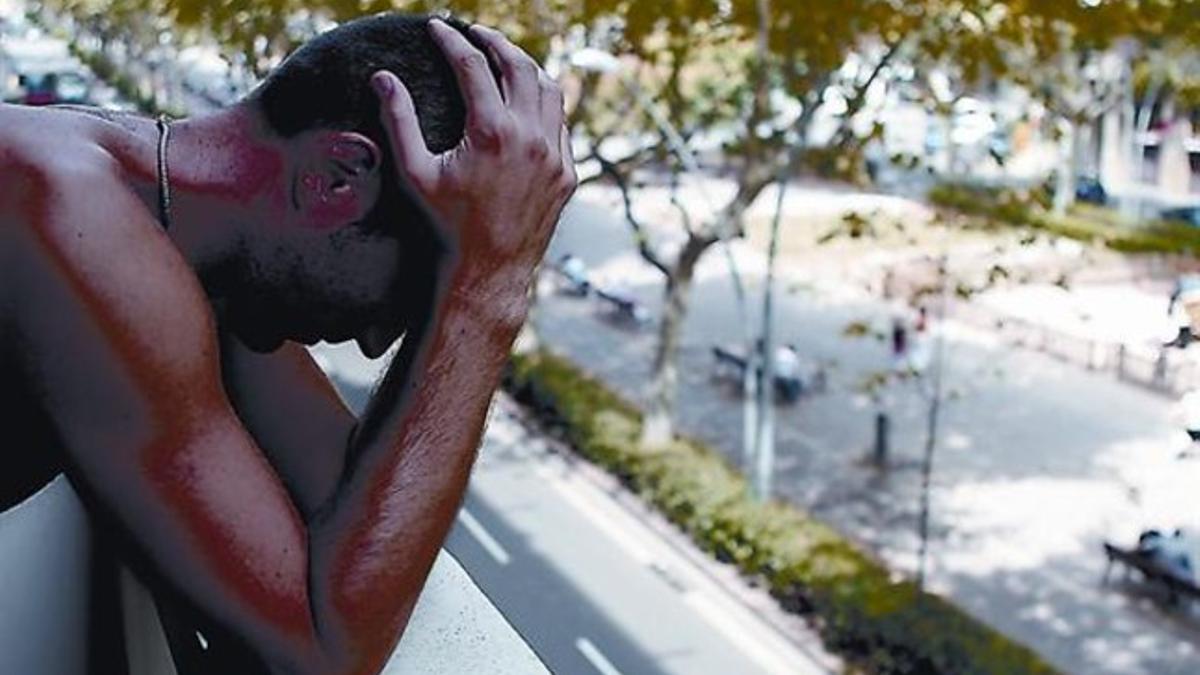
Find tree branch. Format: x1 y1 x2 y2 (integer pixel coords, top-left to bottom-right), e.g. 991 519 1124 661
702 161 777 242
667 168 697 238
566 71 602 133
832 36 907 147
597 156 672 276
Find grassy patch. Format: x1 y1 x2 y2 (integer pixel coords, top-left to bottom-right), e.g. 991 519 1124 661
927 182 1200 256
505 350 1058 675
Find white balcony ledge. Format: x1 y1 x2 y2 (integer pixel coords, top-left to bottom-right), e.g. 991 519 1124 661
383 550 548 674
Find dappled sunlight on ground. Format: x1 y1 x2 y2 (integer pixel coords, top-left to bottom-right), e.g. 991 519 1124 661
1094 436 1200 535
937 477 1128 575
588 253 665 289
979 282 1178 345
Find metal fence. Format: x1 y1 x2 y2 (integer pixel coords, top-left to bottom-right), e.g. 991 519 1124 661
950 303 1200 397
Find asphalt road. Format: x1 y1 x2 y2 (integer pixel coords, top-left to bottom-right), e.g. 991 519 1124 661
311 341 831 675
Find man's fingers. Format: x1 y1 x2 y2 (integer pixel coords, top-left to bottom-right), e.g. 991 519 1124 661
468 24 540 117
372 71 434 189
429 19 508 149
539 72 566 151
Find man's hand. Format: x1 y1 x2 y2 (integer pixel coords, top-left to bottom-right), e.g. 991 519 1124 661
371 19 576 300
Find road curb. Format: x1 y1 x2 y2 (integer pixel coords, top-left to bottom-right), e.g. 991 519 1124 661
494 393 843 674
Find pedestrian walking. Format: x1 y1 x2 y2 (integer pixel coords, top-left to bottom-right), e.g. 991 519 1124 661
891 315 909 372
1164 274 1200 349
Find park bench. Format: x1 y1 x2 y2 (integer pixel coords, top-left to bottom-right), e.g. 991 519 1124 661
594 288 649 325
712 344 749 374
551 259 591 297
1102 542 1200 606
710 344 807 403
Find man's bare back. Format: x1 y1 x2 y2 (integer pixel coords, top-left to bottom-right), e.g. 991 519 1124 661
0 103 176 510
0 14 575 675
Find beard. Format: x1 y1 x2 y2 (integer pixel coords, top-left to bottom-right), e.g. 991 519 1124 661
207 272 295 354
204 248 304 353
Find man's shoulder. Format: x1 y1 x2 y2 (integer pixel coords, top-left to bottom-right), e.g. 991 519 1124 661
0 104 117 205
2 135 214 356
4 149 148 273
0 144 104 238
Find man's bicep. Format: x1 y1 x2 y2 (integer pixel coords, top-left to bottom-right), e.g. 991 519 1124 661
11 215 320 668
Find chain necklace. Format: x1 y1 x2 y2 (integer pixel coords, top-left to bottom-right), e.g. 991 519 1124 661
156 114 172 231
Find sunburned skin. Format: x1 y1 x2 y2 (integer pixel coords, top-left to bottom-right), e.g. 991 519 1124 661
0 16 574 675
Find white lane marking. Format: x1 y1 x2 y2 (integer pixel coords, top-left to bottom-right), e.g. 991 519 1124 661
458 508 511 565
534 463 657 566
683 591 806 675
530 448 831 674
575 637 625 675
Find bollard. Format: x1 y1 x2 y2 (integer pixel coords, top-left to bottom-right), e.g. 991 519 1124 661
873 412 889 466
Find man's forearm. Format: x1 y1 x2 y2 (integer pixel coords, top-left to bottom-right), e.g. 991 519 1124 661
217 334 358 519
306 264 528 671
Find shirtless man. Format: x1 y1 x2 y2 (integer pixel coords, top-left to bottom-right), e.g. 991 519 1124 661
0 13 574 675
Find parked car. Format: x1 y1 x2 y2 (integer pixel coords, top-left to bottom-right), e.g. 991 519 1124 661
2 35 79 102
1075 176 1108 205
20 69 90 105
1161 206 1200 228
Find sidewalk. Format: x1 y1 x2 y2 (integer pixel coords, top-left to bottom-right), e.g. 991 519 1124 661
948 270 1200 397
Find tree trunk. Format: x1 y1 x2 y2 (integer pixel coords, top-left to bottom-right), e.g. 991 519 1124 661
1053 119 1078 215
943 111 958 175
640 236 709 448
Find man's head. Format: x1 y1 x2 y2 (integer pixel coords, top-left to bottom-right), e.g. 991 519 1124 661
229 13 475 355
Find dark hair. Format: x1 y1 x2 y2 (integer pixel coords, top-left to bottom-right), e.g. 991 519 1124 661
250 12 477 326
253 12 470 152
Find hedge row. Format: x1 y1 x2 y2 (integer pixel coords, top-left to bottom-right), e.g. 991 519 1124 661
927 181 1200 255
504 350 1058 675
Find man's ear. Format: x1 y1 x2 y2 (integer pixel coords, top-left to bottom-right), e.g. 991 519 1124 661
296 131 383 229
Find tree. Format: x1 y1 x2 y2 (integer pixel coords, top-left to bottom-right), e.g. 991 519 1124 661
900 0 1013 175
829 209 1042 589
988 0 1198 213
568 0 935 446
562 1 779 446
751 0 914 183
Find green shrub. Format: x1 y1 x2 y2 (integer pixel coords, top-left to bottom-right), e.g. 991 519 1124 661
926 182 1044 227
928 181 1200 256
797 145 871 186
504 351 1059 675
